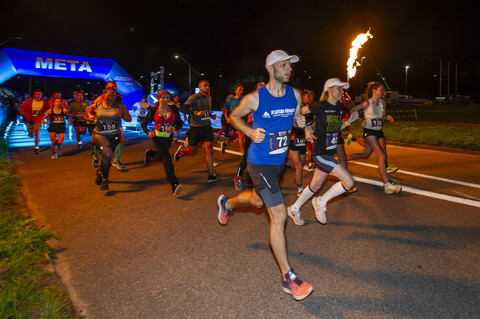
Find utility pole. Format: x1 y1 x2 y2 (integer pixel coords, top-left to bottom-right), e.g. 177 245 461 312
439 61 442 97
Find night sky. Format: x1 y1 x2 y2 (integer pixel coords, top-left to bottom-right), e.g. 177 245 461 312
2 0 479 103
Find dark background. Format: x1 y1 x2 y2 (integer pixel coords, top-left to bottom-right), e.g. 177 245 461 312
2 0 479 105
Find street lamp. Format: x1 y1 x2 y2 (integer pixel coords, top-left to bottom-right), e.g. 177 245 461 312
360 56 366 96
174 55 203 93
405 65 410 96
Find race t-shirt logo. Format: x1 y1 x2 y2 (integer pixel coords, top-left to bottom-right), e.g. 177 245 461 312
262 111 270 118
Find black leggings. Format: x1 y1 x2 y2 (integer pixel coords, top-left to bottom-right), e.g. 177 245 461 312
92 133 121 179
236 136 251 177
151 136 179 187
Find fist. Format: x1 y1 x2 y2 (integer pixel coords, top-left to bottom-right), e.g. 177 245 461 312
251 128 266 143
294 115 306 128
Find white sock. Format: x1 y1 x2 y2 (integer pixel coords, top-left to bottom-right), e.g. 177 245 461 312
320 182 347 203
291 185 315 211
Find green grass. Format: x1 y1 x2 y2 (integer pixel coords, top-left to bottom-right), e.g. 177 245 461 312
0 122 78 319
349 121 480 151
388 103 480 124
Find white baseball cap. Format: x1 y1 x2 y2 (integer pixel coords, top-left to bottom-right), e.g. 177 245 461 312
265 50 299 67
323 78 350 92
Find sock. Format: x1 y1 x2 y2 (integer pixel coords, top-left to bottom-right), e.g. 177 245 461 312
114 143 124 162
291 185 315 211
320 181 348 203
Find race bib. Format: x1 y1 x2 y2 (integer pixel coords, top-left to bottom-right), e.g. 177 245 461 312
269 130 291 154
371 118 383 128
294 137 306 147
201 111 211 120
99 121 117 133
326 132 338 150
76 111 84 118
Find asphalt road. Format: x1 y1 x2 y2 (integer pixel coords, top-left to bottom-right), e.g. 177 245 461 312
9 125 480 319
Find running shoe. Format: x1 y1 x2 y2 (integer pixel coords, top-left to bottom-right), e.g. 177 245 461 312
221 141 226 154
100 178 109 191
307 162 315 171
346 133 356 145
34 147 40 154
384 182 402 194
287 206 305 226
50 153 58 160
282 269 313 301
233 176 244 191
312 197 327 224
78 141 83 149
346 186 358 193
208 174 221 183
144 149 153 165
95 170 102 185
386 166 399 174
172 184 183 196
174 145 183 161
112 161 125 169
217 194 233 225
92 156 99 167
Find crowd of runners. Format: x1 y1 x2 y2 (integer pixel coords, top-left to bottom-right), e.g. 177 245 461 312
16 49 402 301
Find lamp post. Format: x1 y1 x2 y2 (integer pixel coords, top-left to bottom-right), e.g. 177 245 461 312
360 56 366 96
405 65 410 96
174 55 203 93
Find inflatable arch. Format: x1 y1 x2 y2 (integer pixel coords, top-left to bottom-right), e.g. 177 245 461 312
0 48 143 108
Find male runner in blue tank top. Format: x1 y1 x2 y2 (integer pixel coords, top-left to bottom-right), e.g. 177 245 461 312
217 50 313 301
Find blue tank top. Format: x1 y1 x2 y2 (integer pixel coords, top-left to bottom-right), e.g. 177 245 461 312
247 85 297 165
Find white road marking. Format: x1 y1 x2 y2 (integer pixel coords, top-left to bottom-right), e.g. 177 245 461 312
211 142 480 207
354 176 480 208
351 161 480 189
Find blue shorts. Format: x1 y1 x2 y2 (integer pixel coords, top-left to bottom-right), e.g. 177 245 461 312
312 154 338 173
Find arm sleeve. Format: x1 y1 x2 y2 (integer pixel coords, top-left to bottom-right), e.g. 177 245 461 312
141 108 154 135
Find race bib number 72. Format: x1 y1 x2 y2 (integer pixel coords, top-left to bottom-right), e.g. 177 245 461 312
269 130 291 154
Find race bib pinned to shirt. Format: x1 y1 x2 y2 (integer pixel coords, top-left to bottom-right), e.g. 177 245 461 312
269 130 291 154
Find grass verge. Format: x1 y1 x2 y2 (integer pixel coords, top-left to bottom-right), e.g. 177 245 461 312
0 122 78 319
349 121 480 151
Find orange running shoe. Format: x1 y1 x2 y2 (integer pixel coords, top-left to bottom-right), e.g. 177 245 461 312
282 269 313 301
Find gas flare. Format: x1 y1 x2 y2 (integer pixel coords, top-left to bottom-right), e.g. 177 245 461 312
347 29 373 80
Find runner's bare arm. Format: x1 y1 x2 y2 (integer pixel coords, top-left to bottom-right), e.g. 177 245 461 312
293 89 306 128
230 92 266 143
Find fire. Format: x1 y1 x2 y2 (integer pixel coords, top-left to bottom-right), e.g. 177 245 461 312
346 29 373 80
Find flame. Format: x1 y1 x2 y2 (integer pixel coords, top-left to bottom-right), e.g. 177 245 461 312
346 29 373 80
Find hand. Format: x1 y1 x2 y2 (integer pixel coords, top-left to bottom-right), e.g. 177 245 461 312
349 111 359 123
294 115 306 128
305 132 316 143
148 132 154 138
361 120 367 127
386 115 395 125
250 128 266 143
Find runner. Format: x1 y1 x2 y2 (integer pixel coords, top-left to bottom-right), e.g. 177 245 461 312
286 90 311 196
142 91 184 195
86 87 132 190
217 50 313 301
42 98 71 159
133 96 150 134
349 82 402 194
220 84 244 154
175 80 220 183
232 82 265 191
68 91 90 149
19 90 48 154
286 78 359 226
